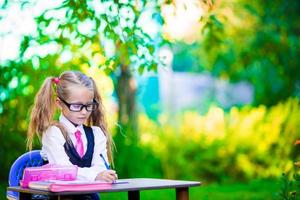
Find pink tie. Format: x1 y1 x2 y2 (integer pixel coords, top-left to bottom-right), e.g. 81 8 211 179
75 130 84 158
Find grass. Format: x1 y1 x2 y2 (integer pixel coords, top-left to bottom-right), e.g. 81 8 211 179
100 179 281 200
1 178 291 200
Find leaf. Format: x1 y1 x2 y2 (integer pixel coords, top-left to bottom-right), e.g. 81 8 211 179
104 67 113 75
138 65 145 75
149 62 157 72
148 46 155 54
209 15 223 30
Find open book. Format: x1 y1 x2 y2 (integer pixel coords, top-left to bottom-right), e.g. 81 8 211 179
28 180 116 192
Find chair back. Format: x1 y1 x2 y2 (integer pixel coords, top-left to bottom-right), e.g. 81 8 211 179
7 150 43 200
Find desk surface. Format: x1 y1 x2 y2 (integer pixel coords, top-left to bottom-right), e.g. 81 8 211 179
8 178 201 195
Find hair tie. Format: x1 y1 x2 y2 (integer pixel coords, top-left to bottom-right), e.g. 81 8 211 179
52 77 60 85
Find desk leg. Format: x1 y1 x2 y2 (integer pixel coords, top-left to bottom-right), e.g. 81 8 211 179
19 193 31 200
128 190 140 200
176 187 189 200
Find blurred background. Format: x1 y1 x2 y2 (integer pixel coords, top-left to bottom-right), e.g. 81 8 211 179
1 0 300 199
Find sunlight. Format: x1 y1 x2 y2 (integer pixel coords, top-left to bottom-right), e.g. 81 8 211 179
161 0 203 43
0 0 62 62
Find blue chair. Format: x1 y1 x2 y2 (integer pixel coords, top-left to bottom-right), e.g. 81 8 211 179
7 150 43 200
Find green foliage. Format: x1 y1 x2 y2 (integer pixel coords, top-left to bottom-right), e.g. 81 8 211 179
276 173 298 200
275 139 300 200
29 0 163 74
195 0 300 106
295 173 300 198
136 98 300 182
112 121 163 179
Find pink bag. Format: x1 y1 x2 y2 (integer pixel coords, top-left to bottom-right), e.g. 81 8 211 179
20 164 78 188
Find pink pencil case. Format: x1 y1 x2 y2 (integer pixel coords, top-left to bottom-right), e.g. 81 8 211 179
29 180 112 192
20 164 78 188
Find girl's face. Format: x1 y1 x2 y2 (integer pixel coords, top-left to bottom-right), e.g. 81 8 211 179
58 86 94 126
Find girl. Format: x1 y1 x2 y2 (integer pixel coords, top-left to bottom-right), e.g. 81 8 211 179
27 71 117 199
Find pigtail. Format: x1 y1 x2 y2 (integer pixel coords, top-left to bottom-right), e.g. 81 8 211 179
88 78 115 165
27 77 57 150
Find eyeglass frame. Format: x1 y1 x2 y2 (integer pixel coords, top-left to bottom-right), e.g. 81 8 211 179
58 96 99 112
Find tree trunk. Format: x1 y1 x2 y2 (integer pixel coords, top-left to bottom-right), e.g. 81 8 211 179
116 64 138 143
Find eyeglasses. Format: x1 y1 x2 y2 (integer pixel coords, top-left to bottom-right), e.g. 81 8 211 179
58 97 99 112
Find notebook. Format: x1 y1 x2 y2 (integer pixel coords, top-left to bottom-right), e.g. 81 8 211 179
28 180 127 192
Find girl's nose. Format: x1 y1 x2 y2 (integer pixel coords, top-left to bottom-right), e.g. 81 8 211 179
80 107 88 114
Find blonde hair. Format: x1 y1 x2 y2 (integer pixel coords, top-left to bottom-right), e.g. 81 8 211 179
27 70 114 164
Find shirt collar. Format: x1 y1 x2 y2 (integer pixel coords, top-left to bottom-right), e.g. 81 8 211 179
59 114 84 134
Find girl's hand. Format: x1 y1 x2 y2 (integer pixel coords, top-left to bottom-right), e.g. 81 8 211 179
96 170 118 182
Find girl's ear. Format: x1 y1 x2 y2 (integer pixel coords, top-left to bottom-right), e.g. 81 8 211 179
56 98 62 110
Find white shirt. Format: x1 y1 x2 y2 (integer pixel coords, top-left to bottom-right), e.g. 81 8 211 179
41 114 108 181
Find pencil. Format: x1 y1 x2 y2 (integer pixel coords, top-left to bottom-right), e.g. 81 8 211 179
100 153 110 169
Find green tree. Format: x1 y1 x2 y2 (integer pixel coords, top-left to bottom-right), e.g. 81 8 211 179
28 0 164 139
195 0 300 106
30 0 166 177
0 0 162 184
